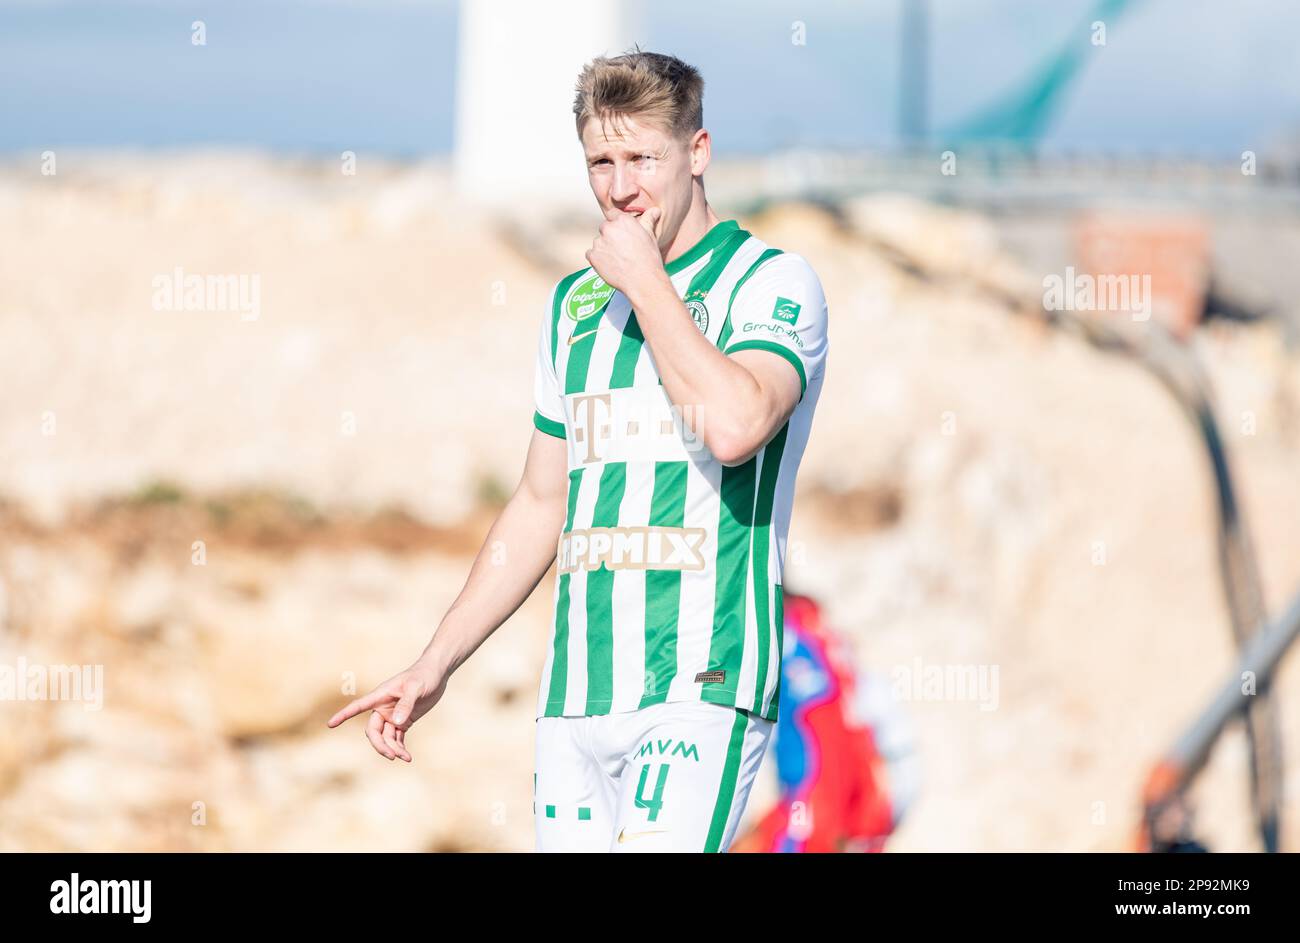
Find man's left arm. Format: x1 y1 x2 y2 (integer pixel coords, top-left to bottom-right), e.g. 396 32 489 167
627 253 827 466
587 210 828 466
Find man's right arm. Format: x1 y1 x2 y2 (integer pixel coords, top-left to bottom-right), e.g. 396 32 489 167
327 294 572 759
413 426 569 682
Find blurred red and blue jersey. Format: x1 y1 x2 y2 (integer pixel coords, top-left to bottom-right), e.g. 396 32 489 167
735 592 915 853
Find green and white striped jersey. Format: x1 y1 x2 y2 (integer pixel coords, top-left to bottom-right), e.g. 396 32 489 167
531 218 828 722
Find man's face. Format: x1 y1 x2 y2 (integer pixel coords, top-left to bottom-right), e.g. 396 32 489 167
580 113 699 246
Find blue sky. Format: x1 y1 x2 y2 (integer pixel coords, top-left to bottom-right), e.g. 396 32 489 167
0 0 1296 157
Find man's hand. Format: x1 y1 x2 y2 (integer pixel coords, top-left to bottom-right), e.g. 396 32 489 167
585 206 665 294
325 661 448 762
325 429 568 766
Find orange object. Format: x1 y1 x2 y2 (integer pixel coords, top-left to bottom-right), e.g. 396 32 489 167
1073 213 1211 340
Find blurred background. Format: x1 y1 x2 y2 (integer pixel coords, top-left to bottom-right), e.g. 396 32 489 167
1 0 1299 852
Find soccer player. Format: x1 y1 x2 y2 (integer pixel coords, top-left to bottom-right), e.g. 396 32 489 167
327 49 829 853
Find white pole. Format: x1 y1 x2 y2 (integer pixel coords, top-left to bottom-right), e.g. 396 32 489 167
454 0 632 214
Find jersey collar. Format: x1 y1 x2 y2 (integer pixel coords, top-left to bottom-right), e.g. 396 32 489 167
664 219 740 277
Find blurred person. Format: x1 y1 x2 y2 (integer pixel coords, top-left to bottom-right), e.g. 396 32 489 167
1148 794 1210 854
328 48 830 852
732 592 919 853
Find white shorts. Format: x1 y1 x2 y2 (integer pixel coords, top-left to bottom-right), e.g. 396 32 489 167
534 701 774 853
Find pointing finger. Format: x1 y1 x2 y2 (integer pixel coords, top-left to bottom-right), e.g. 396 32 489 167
327 688 390 727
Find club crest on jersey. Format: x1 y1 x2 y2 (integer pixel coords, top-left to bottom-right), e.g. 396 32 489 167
686 300 709 334
567 271 615 321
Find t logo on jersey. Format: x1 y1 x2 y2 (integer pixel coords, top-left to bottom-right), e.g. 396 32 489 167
772 296 801 325
571 393 613 465
570 390 709 465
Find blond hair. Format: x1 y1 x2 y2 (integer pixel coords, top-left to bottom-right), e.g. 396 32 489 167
573 46 703 143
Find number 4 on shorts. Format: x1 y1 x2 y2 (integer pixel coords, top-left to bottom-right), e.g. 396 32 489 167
634 763 670 822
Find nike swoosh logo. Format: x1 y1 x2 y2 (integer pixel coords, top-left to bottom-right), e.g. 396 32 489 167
567 325 610 346
617 827 669 843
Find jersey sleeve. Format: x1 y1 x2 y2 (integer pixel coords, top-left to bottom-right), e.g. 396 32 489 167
722 253 828 399
532 294 566 439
